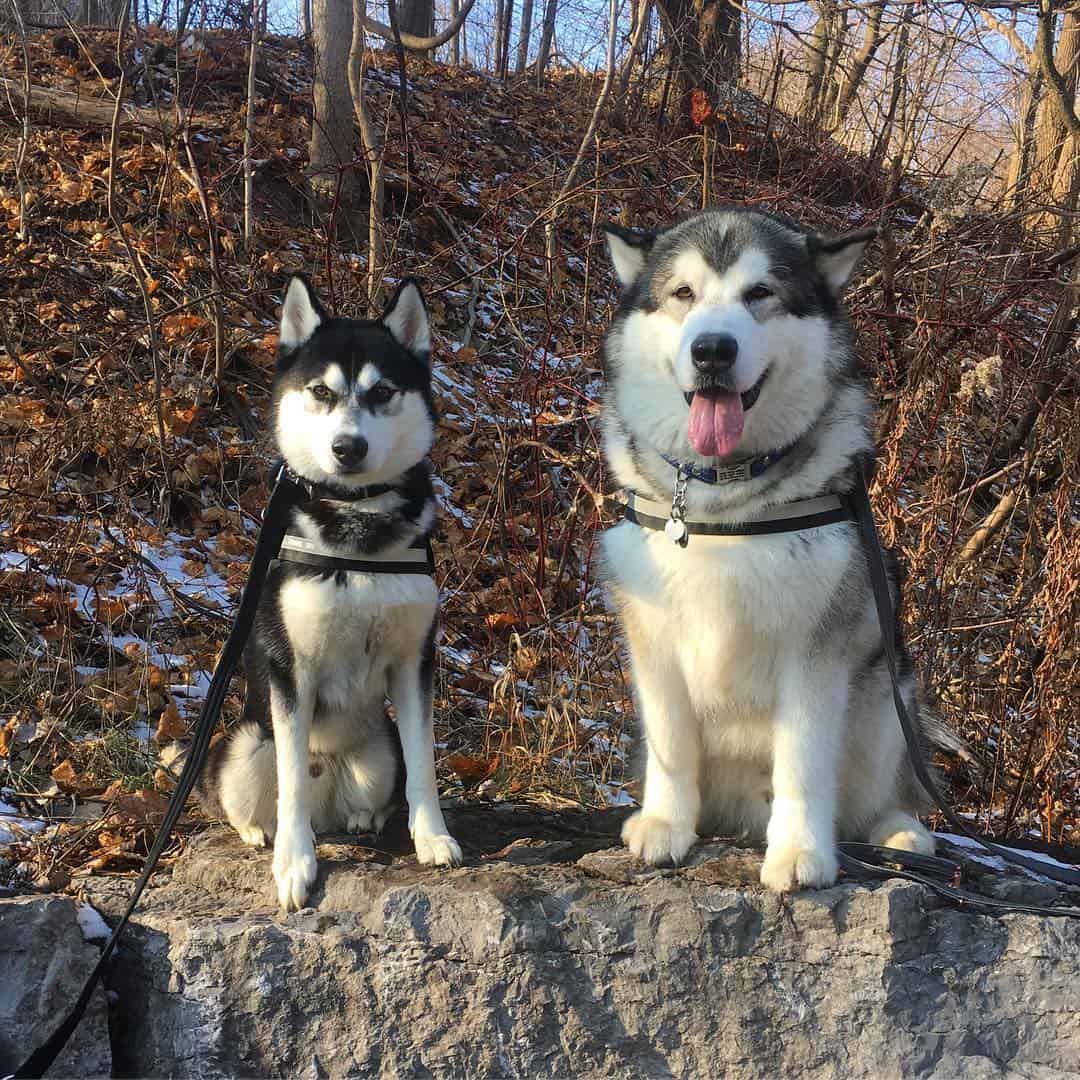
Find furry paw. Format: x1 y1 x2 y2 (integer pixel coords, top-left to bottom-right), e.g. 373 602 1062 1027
414 832 463 867
760 842 838 892
237 825 271 848
868 811 935 856
272 824 318 912
622 812 697 866
346 811 374 834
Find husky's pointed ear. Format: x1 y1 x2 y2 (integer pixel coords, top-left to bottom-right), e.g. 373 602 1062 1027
279 274 325 351
381 278 431 359
603 223 655 287
809 227 877 294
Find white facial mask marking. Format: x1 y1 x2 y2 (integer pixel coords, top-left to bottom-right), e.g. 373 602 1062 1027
276 383 433 485
357 363 380 392
322 364 348 398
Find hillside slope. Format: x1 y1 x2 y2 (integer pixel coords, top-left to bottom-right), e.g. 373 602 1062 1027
0 29 1076 884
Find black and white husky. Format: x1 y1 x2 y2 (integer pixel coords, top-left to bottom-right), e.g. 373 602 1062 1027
600 208 939 892
198 276 461 910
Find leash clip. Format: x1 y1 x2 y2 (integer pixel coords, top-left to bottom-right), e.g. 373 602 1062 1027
666 468 690 547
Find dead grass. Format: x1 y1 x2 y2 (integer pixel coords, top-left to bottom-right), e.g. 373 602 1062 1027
0 29 1076 884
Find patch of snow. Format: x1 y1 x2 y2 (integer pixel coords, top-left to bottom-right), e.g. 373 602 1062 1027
938 832 1080 880
0 799 46 846
76 903 112 943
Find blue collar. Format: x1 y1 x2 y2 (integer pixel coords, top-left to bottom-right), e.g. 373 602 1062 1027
660 443 796 484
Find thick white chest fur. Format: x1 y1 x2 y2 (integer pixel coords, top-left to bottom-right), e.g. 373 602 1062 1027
602 517 853 718
279 571 437 749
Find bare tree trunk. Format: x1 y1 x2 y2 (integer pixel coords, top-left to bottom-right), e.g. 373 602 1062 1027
498 0 513 78
536 0 558 82
829 0 887 131
7 0 31 243
516 0 534 74
397 0 433 57
1004 70 1042 213
820 4 848 122
177 0 196 35
614 0 652 109
301 0 312 39
868 5 911 174
493 0 505 73
1033 6 1080 237
348 0 385 311
243 0 262 255
655 0 741 123
451 0 460 64
801 1 832 124
310 0 358 202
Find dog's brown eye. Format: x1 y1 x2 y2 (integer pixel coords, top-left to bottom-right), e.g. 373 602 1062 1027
746 284 774 302
673 285 694 302
309 384 335 403
368 384 396 407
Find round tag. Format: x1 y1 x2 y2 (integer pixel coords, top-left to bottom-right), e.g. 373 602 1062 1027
665 517 688 544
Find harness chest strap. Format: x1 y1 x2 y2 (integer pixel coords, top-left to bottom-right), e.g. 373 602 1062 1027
623 490 853 536
276 533 434 575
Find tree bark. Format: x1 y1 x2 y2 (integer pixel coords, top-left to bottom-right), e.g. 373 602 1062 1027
498 0 513 78
243 0 262 254
802 1 832 124
1004 70 1042 214
516 0 534 74
348 0 385 311
1032 5 1080 239
868 6 911 174
655 0 741 123
397 0 433 57
536 0 558 82
829 1 888 130
614 0 653 109
451 0 461 64
310 0 358 201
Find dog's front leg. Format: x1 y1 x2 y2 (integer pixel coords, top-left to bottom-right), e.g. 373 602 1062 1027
270 677 318 911
760 661 845 892
389 656 462 868
621 644 700 865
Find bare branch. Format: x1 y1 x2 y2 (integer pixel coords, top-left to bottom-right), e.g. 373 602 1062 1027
362 0 475 51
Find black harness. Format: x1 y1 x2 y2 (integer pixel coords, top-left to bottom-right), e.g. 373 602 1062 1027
274 465 436 576
11 457 1080 1078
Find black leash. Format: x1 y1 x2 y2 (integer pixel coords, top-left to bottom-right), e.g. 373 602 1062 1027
12 464 444 1077
10 468 307 1079
621 459 1080 915
841 460 1080 913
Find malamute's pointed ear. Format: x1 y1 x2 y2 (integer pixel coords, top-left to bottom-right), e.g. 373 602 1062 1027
809 227 877 294
279 274 325 351
381 278 431 359
603 223 655 287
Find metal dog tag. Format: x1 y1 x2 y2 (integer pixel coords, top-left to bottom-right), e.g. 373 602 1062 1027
665 517 688 544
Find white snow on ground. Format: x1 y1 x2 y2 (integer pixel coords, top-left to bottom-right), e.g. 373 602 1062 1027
938 832 1080 880
600 783 636 808
0 798 46 846
76 903 112 943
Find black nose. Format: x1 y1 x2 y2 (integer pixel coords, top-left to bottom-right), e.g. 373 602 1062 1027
331 435 368 468
691 333 738 374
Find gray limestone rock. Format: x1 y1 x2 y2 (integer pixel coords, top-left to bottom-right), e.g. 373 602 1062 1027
0 894 112 1079
6 807 1080 1079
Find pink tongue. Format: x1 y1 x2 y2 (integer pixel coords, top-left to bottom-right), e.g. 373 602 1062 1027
688 391 744 457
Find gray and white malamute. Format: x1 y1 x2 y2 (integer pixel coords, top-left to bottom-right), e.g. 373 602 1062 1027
197 276 461 911
600 208 937 891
